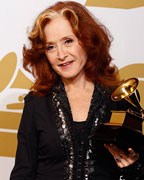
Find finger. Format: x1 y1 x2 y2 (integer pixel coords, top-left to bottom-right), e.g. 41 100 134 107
104 144 118 157
128 148 135 155
104 144 137 160
105 144 124 153
128 148 139 161
115 160 125 168
104 144 125 157
113 155 129 168
117 154 133 167
115 149 139 167
128 148 139 158
104 144 125 165
104 144 138 168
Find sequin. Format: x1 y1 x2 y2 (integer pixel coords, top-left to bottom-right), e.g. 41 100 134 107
52 90 74 180
51 82 119 180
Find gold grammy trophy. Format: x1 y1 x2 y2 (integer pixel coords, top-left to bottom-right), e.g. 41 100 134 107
92 78 144 151
111 78 144 121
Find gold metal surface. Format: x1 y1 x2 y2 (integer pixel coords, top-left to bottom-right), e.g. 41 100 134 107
111 78 138 101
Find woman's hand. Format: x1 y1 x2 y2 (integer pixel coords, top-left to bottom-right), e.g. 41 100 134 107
104 144 139 168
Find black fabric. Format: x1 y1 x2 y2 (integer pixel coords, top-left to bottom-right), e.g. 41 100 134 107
10 83 144 180
73 121 87 142
10 95 65 180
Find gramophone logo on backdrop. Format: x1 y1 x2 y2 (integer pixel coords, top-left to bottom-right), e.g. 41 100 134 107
0 0 144 158
0 52 32 157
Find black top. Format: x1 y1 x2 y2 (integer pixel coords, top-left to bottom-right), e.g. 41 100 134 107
73 121 87 142
10 82 144 180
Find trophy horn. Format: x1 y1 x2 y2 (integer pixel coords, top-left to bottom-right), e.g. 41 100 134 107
91 78 144 149
111 78 144 119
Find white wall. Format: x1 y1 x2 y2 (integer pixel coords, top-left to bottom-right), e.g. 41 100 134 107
0 0 144 179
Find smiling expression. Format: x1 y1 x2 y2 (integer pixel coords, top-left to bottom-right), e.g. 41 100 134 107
44 16 87 83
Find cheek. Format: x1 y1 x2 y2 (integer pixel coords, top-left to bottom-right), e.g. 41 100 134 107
78 49 87 64
74 44 87 60
45 53 54 66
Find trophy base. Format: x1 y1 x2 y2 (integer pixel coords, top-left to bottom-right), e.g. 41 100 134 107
91 124 144 152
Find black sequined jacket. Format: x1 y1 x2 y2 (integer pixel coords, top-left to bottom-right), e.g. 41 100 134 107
10 82 144 180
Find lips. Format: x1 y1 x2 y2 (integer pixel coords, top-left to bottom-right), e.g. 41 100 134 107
59 61 74 67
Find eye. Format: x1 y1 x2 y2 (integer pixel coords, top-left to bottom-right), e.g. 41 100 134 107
45 44 56 52
65 38 74 45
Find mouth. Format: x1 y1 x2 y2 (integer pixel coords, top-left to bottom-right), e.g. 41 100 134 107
59 61 74 67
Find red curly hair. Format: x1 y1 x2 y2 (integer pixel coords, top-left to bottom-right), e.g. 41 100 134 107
23 1 120 96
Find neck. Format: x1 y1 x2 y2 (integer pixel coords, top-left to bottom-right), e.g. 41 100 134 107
62 75 94 93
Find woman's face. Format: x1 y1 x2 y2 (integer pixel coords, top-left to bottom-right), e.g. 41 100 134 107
44 15 87 82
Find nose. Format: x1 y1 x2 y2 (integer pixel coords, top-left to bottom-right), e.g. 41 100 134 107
57 45 67 60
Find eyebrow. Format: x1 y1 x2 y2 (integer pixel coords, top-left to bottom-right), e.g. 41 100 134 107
45 35 75 45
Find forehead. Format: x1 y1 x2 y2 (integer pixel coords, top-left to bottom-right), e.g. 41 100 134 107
44 16 75 42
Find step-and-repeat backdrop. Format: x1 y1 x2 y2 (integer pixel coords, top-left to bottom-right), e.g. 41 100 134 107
0 0 144 179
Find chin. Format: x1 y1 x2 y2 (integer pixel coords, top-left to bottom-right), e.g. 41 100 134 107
60 73 76 79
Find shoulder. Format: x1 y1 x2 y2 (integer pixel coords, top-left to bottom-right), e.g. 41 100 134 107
24 91 51 106
95 84 112 104
24 91 46 102
19 92 51 132
23 91 53 116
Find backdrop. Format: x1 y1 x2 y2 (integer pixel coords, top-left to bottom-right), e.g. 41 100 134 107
0 0 144 179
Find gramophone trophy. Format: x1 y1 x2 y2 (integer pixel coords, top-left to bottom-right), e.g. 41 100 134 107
92 78 144 151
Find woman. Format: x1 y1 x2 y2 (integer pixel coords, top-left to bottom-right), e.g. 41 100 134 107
10 1 144 180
